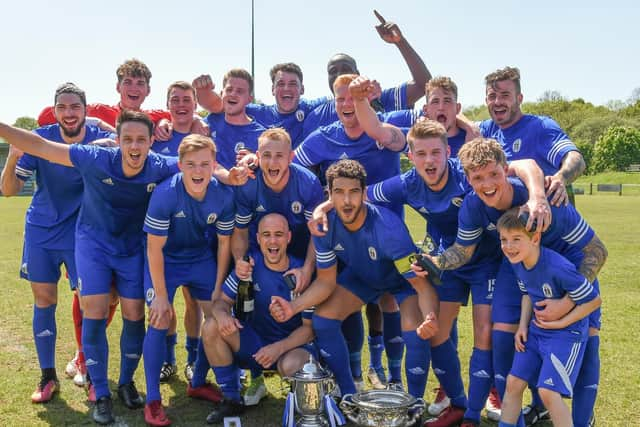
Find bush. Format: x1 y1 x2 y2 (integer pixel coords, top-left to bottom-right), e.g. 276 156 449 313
591 126 640 172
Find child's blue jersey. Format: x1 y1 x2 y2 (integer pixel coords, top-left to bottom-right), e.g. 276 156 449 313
480 115 577 176
69 145 178 256
313 203 417 289
151 130 188 156
205 113 267 169
143 173 235 263
234 163 323 259
16 124 113 249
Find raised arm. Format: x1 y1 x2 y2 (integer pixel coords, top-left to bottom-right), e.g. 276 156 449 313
546 151 586 206
0 122 72 167
193 74 224 113
350 76 406 152
508 159 551 231
374 10 431 105
0 145 25 196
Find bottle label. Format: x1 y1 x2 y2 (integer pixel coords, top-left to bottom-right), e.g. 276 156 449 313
244 299 254 312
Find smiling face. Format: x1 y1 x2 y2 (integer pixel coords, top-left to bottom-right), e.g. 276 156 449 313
117 121 153 177
222 76 252 117
117 74 150 111
330 177 366 229
423 87 460 134
178 147 215 200
334 83 360 130
409 136 450 191
257 214 291 269
54 92 86 139
485 79 523 128
167 86 196 132
499 227 539 267
466 160 513 209
257 136 292 191
272 70 303 114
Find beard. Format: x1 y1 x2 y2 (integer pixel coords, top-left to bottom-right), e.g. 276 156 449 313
60 118 86 138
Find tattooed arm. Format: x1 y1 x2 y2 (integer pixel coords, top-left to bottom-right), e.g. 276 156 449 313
431 242 476 271
546 151 586 206
579 234 608 283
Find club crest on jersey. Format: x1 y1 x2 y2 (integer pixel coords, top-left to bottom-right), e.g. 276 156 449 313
542 283 553 298
368 246 378 260
295 110 305 122
234 142 245 153
146 288 155 303
207 213 217 224
451 197 463 207
512 138 522 153
291 201 302 214
147 183 156 193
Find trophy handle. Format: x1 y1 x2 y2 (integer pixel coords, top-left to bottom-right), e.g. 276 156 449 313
407 398 426 425
338 394 358 422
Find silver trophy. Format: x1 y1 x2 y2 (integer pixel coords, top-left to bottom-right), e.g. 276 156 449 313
285 357 336 427
340 389 425 427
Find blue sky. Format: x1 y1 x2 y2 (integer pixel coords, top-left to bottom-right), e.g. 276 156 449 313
1 0 637 124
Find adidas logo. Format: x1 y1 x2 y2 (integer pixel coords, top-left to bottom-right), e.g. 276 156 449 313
256 205 266 212
125 353 140 359
388 336 404 344
544 377 554 386
339 152 349 160
472 369 491 378
333 243 344 251
320 349 332 358
101 177 114 185
174 210 186 218
494 374 505 382
161 147 170 154
85 359 98 366
487 223 496 231
36 329 53 338
408 367 426 375
418 207 428 214
433 368 446 375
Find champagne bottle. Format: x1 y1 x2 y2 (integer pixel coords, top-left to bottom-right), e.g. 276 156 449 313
234 255 255 322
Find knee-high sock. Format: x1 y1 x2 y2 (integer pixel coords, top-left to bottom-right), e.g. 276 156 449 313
191 338 210 387
33 305 57 370
119 318 145 385
72 294 84 362
402 330 430 398
212 363 241 401
83 318 109 399
572 335 600 427
431 339 467 408
185 336 199 365
383 311 404 382
342 311 364 379
466 348 493 422
492 330 515 400
165 333 177 365
315 315 355 395
368 334 384 371
143 326 168 403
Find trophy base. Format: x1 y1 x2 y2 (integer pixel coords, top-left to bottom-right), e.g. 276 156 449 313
296 415 329 427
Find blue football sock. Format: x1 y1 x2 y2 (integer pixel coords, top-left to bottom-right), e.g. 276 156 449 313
402 330 430 398
498 422 517 427
466 348 493 422
191 338 210 387
165 333 177 365
143 326 168 403
83 318 109 399
492 329 515 400
212 363 241 401
368 334 384 371
314 315 355 395
573 335 600 427
431 339 467 408
383 311 403 382
342 311 364 379
119 318 145 386
33 304 57 369
185 336 199 364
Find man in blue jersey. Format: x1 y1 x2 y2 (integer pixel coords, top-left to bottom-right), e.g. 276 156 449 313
270 159 440 400
496 209 601 427
195 63 326 147
202 213 316 424
0 83 113 403
419 139 607 427
480 66 585 207
141 134 235 426
301 10 431 139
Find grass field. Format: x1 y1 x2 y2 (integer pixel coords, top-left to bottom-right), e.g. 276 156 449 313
0 195 639 426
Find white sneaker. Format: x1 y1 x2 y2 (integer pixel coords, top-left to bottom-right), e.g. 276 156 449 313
353 377 365 392
428 387 450 416
366 367 387 390
243 377 267 406
485 387 502 421
65 353 79 378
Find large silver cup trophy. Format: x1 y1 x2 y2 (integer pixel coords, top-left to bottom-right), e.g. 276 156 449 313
285 357 336 427
340 389 425 426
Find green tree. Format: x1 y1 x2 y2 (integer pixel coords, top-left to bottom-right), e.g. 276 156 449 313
13 116 38 131
591 126 640 172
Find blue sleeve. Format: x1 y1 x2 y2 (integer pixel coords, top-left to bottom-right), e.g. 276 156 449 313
222 271 241 300
15 153 37 181
301 97 330 111
455 196 485 247
143 181 175 237
303 177 324 222
293 131 326 168
539 117 577 169
215 187 236 236
233 182 255 229
381 110 418 128
367 174 408 206
555 205 595 250
377 209 418 279
555 257 598 305
380 83 409 111
69 144 101 173
313 231 336 270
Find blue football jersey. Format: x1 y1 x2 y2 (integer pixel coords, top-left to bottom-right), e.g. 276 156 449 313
222 251 310 343
205 113 267 169
151 130 188 157
143 173 235 263
69 145 179 256
16 124 113 249
313 203 417 289
447 129 467 158
246 97 327 149
301 84 409 140
480 115 577 176
234 163 323 259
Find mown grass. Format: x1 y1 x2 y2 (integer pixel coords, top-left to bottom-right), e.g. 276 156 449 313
0 195 638 426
